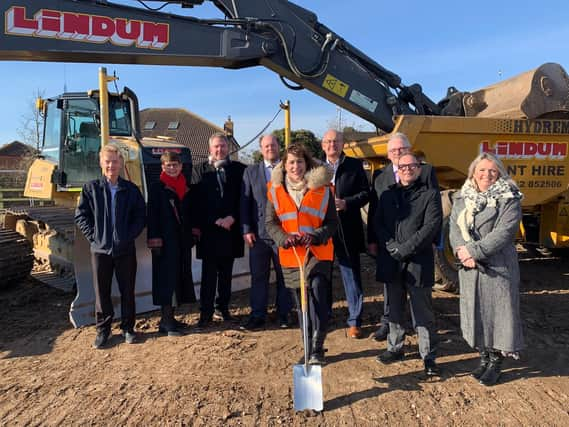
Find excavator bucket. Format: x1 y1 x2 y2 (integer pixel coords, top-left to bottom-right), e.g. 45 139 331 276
463 63 569 119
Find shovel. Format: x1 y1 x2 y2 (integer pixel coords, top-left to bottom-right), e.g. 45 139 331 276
291 246 323 412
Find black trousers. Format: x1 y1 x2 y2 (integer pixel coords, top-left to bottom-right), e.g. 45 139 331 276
91 252 137 333
200 255 235 316
292 274 330 338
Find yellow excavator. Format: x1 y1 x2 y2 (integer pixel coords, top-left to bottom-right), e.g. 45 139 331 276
2 68 193 326
1 0 568 321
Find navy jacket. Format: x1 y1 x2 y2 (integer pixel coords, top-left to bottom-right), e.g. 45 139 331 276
240 161 273 241
75 176 146 256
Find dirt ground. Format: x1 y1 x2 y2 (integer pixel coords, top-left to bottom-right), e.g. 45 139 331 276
1 254 568 426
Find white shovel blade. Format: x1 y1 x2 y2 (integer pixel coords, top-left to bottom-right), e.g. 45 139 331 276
293 364 323 411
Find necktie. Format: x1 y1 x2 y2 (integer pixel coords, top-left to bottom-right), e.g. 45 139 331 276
266 163 274 181
216 167 226 197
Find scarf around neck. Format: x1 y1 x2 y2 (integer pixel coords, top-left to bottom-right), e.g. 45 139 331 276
285 175 307 208
457 177 522 241
160 171 187 201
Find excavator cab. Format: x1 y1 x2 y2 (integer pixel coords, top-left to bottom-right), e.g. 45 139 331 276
39 91 134 189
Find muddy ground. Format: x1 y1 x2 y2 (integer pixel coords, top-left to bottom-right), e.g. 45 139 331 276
0 255 568 426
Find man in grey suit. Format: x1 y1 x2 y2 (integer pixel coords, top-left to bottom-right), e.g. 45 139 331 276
368 132 439 340
240 134 293 330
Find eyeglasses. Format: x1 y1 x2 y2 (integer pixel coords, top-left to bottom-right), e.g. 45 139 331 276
398 163 420 171
388 147 410 154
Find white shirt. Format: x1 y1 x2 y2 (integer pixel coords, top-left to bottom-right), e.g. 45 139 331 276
263 160 278 182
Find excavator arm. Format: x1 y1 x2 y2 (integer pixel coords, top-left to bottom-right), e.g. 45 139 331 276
0 0 441 132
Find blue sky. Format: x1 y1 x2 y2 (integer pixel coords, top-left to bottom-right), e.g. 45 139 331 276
2 0 569 150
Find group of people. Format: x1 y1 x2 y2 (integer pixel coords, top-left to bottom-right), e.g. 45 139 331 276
75 129 524 387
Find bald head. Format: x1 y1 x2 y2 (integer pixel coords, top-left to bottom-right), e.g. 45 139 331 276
321 129 344 162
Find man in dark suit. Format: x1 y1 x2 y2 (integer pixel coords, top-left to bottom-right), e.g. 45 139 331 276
322 129 369 339
192 132 246 328
240 134 292 330
368 132 439 340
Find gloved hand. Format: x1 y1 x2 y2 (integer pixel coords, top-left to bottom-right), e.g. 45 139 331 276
283 234 299 249
388 246 403 261
297 233 313 247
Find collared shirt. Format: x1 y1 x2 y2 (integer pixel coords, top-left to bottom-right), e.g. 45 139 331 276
326 158 340 184
264 159 278 182
393 164 400 183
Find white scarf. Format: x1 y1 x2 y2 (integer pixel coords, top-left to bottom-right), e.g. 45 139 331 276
457 177 522 242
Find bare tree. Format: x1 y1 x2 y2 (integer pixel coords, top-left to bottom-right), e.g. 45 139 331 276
17 89 46 151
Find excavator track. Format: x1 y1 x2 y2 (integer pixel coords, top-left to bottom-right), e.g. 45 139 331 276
3 206 76 292
0 227 34 289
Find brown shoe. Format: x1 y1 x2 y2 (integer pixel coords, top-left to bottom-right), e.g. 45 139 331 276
347 326 363 339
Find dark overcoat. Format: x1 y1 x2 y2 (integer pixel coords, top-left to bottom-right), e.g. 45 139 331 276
368 162 438 244
192 159 246 259
374 180 442 287
333 155 369 257
147 181 196 305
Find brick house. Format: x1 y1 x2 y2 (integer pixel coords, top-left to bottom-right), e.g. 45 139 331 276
139 108 240 164
0 141 36 187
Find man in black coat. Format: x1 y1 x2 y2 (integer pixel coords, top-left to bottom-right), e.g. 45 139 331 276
240 134 292 330
368 132 439 340
192 132 246 328
75 144 146 348
321 129 369 338
373 152 442 376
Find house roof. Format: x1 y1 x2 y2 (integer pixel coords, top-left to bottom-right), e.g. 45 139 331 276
0 141 36 157
139 108 239 163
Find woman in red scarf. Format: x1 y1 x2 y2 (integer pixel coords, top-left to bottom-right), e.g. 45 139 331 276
147 151 196 336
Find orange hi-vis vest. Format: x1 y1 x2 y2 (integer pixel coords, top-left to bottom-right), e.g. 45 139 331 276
267 182 334 268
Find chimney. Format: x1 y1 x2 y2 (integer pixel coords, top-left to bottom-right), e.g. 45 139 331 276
224 116 234 137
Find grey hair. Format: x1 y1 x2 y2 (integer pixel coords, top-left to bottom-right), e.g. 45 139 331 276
388 132 411 148
258 134 278 145
467 152 519 190
208 131 229 146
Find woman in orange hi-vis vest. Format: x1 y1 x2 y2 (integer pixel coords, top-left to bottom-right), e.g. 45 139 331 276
265 143 338 365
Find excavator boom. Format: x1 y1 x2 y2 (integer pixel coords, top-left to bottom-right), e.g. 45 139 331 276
0 0 443 132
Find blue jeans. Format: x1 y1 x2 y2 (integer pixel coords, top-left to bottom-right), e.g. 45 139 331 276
337 251 363 327
249 239 292 320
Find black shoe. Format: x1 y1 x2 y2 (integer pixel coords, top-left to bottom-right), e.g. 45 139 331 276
93 331 110 349
308 351 326 366
278 316 290 329
173 319 189 330
479 352 503 386
377 350 404 364
374 323 389 341
240 316 265 331
213 309 237 322
471 350 490 380
122 330 136 344
196 315 212 330
158 323 183 337
424 359 441 377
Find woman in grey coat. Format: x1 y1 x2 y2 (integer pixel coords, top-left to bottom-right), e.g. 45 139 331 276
449 152 524 386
